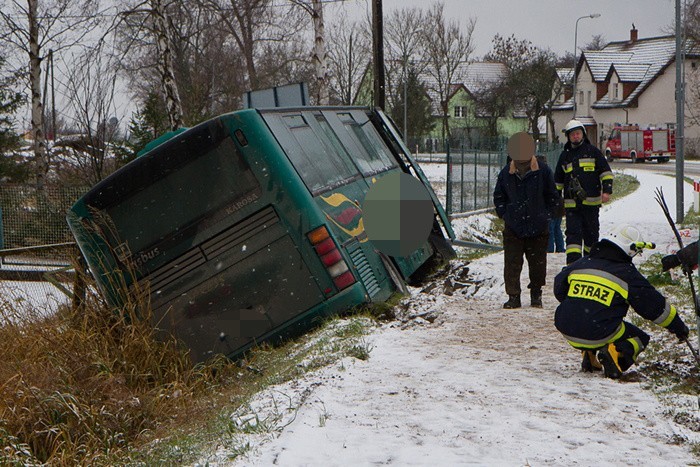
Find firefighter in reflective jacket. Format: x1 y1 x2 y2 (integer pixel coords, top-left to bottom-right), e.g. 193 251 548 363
554 225 690 379
554 120 614 264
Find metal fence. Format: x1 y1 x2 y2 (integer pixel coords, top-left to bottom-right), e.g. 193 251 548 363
0 184 87 259
443 139 563 216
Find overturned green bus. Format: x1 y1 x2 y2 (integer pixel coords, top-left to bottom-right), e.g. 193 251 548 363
67 107 455 363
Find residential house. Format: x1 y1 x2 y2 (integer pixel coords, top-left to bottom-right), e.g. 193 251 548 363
550 26 700 150
423 62 528 148
355 61 528 150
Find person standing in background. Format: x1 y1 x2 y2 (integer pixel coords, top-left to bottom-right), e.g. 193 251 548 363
494 133 560 309
554 120 613 264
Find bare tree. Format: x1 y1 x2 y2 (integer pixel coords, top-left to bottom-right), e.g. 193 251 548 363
420 2 476 141
584 34 607 51
485 34 558 140
149 0 183 129
202 0 305 91
0 0 99 189
326 12 370 104
117 1 245 124
385 6 425 114
57 44 121 185
291 0 328 104
115 0 185 130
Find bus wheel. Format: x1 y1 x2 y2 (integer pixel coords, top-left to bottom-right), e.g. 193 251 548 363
605 151 613 162
630 152 637 164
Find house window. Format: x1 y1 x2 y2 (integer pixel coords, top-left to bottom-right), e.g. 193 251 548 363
587 91 592 107
613 84 619 100
578 91 584 105
453 106 466 118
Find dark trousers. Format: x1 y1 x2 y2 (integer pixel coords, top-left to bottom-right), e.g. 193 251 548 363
565 206 600 264
503 227 549 296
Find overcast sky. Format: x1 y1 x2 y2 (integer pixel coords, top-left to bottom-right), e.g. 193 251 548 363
332 0 678 59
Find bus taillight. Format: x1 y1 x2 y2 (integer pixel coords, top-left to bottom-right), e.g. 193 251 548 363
307 226 356 291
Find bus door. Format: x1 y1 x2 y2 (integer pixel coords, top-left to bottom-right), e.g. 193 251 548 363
262 110 395 301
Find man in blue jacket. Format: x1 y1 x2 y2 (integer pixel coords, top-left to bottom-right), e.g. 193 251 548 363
554 225 689 379
554 120 614 265
494 132 560 309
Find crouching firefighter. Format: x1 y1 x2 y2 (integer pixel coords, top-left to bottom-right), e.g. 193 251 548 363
553 225 690 379
554 120 614 265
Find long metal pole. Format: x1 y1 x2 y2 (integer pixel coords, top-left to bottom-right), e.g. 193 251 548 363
676 0 685 223
403 55 407 141
573 18 581 117
372 0 385 110
572 14 600 118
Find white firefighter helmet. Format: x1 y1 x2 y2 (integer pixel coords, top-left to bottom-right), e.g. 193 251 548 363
562 119 587 136
605 224 645 256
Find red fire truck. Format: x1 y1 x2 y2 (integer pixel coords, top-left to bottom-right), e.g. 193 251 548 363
604 124 675 163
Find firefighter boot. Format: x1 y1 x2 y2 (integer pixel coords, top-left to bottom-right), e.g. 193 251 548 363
530 288 543 308
581 350 602 372
503 295 521 309
597 343 623 379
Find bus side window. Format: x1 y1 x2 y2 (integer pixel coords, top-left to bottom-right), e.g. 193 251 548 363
283 115 358 194
337 113 395 176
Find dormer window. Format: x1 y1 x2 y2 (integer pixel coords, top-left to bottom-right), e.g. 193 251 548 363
613 83 619 100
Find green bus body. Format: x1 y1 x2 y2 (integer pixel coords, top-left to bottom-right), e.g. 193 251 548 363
67 106 454 363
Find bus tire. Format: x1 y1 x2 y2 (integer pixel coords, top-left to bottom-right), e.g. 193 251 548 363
630 152 637 164
605 150 613 162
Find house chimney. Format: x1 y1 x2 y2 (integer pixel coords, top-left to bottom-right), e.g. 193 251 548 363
630 24 638 42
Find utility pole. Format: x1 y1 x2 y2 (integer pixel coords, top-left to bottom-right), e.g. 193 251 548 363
50 49 56 142
372 0 385 109
676 0 685 223
572 14 601 117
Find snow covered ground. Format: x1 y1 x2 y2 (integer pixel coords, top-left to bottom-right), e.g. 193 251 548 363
197 168 700 466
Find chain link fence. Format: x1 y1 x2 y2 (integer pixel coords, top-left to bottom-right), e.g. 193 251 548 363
0 184 88 313
441 138 563 216
0 184 87 252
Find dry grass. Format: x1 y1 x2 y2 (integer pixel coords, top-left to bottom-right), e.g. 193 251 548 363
0 261 219 465
0 253 380 465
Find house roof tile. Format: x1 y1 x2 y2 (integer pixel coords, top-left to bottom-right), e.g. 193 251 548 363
580 35 677 109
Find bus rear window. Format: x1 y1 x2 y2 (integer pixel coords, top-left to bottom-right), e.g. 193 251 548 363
105 137 260 255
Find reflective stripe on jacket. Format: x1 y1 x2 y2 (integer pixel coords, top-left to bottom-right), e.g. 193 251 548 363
554 239 680 343
554 139 613 208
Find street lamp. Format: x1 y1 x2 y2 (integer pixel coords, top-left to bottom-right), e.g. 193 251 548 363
572 13 601 117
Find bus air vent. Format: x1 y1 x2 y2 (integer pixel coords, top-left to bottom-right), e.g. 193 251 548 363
201 206 279 259
347 245 380 298
146 248 206 292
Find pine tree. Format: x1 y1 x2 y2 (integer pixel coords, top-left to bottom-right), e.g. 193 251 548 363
0 55 30 182
114 90 169 166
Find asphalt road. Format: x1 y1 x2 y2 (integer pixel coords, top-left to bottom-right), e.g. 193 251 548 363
608 158 700 178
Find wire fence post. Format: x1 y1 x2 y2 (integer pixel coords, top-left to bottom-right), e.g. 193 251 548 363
446 141 452 217
460 143 465 213
473 148 478 211
487 152 492 207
